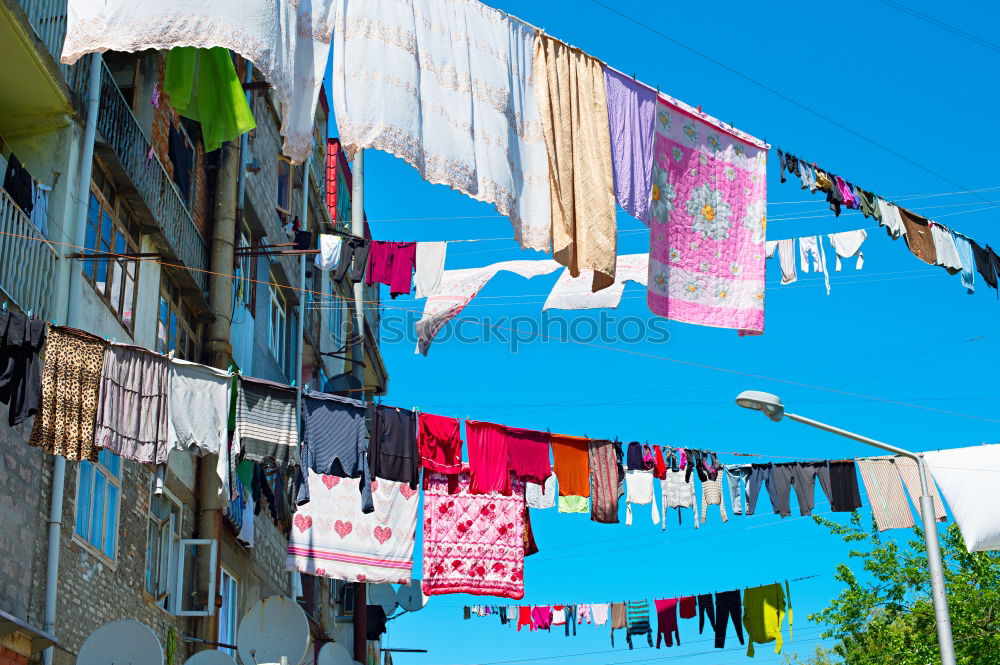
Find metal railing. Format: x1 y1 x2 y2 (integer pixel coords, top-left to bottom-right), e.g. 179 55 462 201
91 59 209 290
18 0 68 74
0 188 57 319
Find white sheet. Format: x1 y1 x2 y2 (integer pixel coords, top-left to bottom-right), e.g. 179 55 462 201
924 445 1000 552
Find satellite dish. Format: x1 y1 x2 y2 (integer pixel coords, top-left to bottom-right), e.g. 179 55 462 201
316 642 353 665
369 584 398 614
183 652 238 665
237 596 311 665
77 619 163 665
396 580 427 612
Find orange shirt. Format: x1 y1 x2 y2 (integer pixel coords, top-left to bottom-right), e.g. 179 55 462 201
550 434 591 496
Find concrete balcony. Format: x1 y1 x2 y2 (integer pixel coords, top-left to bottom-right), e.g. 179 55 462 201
0 188 57 319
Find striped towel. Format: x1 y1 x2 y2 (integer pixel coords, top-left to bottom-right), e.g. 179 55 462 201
234 376 299 470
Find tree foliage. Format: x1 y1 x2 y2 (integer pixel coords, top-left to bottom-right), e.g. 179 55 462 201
793 513 1000 664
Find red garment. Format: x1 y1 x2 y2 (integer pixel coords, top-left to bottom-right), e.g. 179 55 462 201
465 420 512 495
418 413 463 474
505 425 551 485
550 434 591 497
653 445 667 480
678 596 696 619
366 241 417 298
517 606 533 632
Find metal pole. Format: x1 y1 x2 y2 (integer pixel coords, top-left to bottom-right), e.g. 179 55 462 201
295 156 311 416
783 412 957 665
350 150 365 388
42 52 102 665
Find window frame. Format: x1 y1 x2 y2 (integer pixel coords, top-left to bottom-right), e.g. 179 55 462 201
167 119 196 207
218 567 239 656
73 449 123 564
174 538 218 617
156 278 200 361
83 180 140 333
144 485 183 610
276 155 293 217
235 226 258 315
267 278 287 368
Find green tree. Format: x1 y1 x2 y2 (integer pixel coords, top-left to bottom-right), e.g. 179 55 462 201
800 513 1000 664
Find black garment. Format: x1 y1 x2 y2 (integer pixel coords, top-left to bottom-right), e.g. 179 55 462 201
369 405 419 488
684 449 706 483
828 461 862 512
294 230 312 250
333 236 371 284
524 505 539 556
626 441 648 470
0 312 47 426
971 241 997 290
784 152 801 179
3 154 33 215
713 590 744 649
464 606 471 620
777 149 787 183
989 246 1000 295
697 593 715 634
771 462 833 517
366 606 388 640
703 452 721 481
167 124 192 201
825 174 844 217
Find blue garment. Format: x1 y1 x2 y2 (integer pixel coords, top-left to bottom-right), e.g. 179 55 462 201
746 463 778 516
952 230 976 294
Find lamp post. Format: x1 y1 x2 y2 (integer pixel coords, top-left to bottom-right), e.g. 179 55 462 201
734 390 956 665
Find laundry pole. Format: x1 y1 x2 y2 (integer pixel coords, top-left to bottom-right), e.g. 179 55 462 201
350 149 365 388
296 155 311 416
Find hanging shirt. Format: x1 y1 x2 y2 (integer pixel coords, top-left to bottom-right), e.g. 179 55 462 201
971 240 998 290
898 208 938 265
414 242 447 298
465 420 514 496
766 238 797 285
661 468 699 530
951 230 976 293
798 235 830 294
315 234 343 271
743 581 792 657
63 0 333 163
558 495 589 514
827 230 866 271
526 475 556 510
417 412 463 475
928 223 963 274
3 154 33 215
505 425 552 486
924 444 1000 552
370 405 419 489
366 241 417 298
297 391 372 513
876 199 907 239
0 311 46 427
31 183 51 237
234 376 299 470
550 434 591 497
604 68 657 225
625 469 660 526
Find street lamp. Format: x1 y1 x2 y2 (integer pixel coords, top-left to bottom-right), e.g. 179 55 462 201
735 390 956 665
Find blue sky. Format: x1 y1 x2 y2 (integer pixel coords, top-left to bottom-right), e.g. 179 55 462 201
329 1 1000 663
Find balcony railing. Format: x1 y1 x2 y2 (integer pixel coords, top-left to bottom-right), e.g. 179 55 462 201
0 189 57 319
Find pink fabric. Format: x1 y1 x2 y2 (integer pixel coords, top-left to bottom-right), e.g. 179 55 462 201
532 606 553 630
465 420 512 495
418 413 463 474
505 425 552 485
367 241 417 297
835 176 856 209
422 469 526 599
646 96 767 333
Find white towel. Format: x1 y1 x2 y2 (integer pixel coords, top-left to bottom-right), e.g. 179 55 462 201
315 234 343 271
828 229 867 271
543 253 648 311
415 241 447 298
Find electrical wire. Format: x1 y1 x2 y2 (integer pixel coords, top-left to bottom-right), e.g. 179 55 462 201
879 1 1000 54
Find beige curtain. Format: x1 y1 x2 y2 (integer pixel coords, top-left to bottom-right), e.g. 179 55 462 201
533 34 617 292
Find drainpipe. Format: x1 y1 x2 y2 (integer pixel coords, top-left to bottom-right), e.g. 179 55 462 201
41 51 102 665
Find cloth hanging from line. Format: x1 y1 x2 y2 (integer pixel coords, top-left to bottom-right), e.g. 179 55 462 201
765 239 797 285
465 420 514 496
297 391 372 513
743 581 791 657
971 240 998 290
414 242 448 298
856 456 915 531
422 469 526 600
661 468 699 530
414 259 562 355
505 425 552 486
543 253 649 311
3 154 33 215
929 223 963 274
286 473 418 584
924 444 1000 552
828 460 863 512
315 235 343 271
63 0 332 162
526 475 556 510
625 599 653 649
827 230 866 271
534 33 617 292
894 456 947 522
31 183 51 238
0 310 46 427
951 230 976 293
367 241 417 298
28 327 107 463
234 376 299 471
331 0 551 251
417 412 463 475
588 439 622 523
798 235 830 295
899 208 937 265
550 433 591 497
167 358 231 505
558 495 589 513
369 405 420 489
624 469 659 526
604 68 657 225
700 475 729 524
646 96 768 333
593 603 610 627
610 602 628 646
94 344 171 465
163 46 256 152
876 199 907 239
654 598 680 648
725 464 752 515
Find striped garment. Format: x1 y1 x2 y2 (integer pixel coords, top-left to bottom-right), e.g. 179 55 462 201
856 456 914 530
297 391 372 511
894 457 947 521
234 376 299 470
588 439 621 523
626 599 653 649
700 476 729 524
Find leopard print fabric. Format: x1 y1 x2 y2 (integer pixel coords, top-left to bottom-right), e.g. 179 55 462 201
28 326 108 462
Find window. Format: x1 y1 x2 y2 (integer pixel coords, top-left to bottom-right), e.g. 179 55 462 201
167 120 195 205
74 449 122 561
218 568 238 656
276 156 292 217
145 488 182 609
174 539 218 616
156 278 199 360
83 178 139 332
267 279 287 366
328 283 346 351
235 227 257 314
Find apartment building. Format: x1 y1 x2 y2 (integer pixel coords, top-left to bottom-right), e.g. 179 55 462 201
0 2 388 663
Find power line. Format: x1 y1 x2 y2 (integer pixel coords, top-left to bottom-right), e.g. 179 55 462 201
880 1 1000 54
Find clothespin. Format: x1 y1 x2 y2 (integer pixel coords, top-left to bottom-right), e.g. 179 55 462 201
290 379 296 388
26 309 32 318
228 364 234 374
696 105 702 113
1 302 7 313
304 383 310 392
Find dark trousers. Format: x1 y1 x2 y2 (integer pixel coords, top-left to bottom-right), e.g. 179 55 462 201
697 593 715 634
333 237 370 284
714 590 744 649
746 463 778 515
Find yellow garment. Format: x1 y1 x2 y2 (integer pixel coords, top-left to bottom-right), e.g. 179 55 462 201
533 34 617 292
814 169 834 192
742 581 792 657
557 495 589 514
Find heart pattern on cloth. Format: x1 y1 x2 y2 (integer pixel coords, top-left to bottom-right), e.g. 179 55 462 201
315 568 326 576
322 475 339 489
371 479 379 492
334 520 353 539
293 514 312 533
373 526 392 545
399 484 417 500
357 574 367 582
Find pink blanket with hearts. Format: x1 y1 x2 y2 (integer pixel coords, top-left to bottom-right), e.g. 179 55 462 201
286 472 418 584
422 469 525 599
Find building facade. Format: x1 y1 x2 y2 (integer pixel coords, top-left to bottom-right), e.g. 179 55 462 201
0 2 388 663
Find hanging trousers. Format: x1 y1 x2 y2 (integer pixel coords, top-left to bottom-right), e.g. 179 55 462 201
746 463 778 515
654 598 680 648
726 465 752 515
333 237 370 284
770 462 833 517
697 593 716 634
714 590 745 649
564 605 577 636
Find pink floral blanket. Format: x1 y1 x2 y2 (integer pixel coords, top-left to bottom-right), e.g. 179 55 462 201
286 473 418 584
646 96 768 333
422 470 525 599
